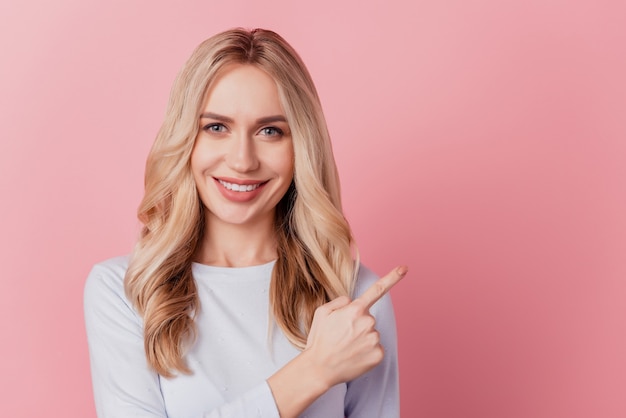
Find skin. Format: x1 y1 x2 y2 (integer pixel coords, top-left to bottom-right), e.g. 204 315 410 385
191 63 407 417
191 64 294 266
268 266 407 418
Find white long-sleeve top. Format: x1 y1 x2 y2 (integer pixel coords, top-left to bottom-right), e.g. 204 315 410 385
84 256 399 417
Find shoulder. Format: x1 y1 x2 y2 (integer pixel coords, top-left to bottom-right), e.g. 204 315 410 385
352 263 395 318
352 263 379 297
83 255 139 323
84 255 130 297
345 264 400 415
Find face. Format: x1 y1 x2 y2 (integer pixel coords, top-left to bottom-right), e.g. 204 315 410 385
191 64 294 229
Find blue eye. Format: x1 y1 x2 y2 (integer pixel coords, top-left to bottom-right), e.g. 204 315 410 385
203 123 226 133
260 127 283 136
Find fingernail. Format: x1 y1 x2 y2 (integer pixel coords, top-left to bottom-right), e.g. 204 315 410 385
396 266 408 277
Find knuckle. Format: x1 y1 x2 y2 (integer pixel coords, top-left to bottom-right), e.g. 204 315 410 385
345 303 362 317
315 305 329 317
351 298 366 310
373 281 386 298
373 345 384 362
336 295 350 305
370 330 381 345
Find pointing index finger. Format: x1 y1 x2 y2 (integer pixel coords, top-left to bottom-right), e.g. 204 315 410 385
355 266 408 310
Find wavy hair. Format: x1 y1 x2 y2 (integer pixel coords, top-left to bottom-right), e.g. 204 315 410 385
125 28 358 377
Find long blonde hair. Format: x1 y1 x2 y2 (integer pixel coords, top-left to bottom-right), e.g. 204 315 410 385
125 28 357 377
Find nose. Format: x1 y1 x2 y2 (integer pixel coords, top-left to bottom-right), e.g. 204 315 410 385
225 134 259 173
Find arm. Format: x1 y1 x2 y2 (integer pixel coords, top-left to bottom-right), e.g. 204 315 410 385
344 265 400 417
84 258 279 418
84 259 166 417
85 257 404 418
267 266 405 418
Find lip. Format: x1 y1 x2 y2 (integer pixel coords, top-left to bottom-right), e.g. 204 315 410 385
214 176 267 186
212 177 269 203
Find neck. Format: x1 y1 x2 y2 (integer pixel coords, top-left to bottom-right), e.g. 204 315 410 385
195 214 278 267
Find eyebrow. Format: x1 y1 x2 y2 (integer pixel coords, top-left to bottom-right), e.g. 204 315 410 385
199 112 287 125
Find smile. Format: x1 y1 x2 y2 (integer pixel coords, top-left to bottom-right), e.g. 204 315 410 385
218 179 263 192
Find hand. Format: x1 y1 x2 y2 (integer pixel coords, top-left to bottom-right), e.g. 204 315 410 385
304 265 407 387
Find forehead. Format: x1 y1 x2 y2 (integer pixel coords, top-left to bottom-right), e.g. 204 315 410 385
202 64 285 117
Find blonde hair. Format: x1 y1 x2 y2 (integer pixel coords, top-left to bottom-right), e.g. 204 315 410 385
125 28 357 377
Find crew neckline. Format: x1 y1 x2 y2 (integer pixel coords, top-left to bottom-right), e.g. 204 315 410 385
191 259 277 282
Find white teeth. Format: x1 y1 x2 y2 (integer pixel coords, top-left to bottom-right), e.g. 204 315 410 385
218 179 261 192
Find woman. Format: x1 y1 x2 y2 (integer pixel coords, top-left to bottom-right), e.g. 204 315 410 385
85 28 406 418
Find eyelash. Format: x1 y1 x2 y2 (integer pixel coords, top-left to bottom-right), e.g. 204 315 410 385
201 124 284 137
260 127 284 137
203 123 226 133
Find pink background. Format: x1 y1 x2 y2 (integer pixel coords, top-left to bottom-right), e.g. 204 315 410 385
1 0 625 416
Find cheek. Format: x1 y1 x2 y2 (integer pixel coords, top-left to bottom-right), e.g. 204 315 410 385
190 157 203 187
281 157 295 179
190 152 216 201
281 144 295 179
190 141 201 170
190 142 214 178
260 142 294 179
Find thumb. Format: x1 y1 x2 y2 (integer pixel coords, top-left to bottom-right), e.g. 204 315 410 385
320 295 351 314
310 295 351 328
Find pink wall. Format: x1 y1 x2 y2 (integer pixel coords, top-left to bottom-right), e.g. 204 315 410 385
1 1 624 416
